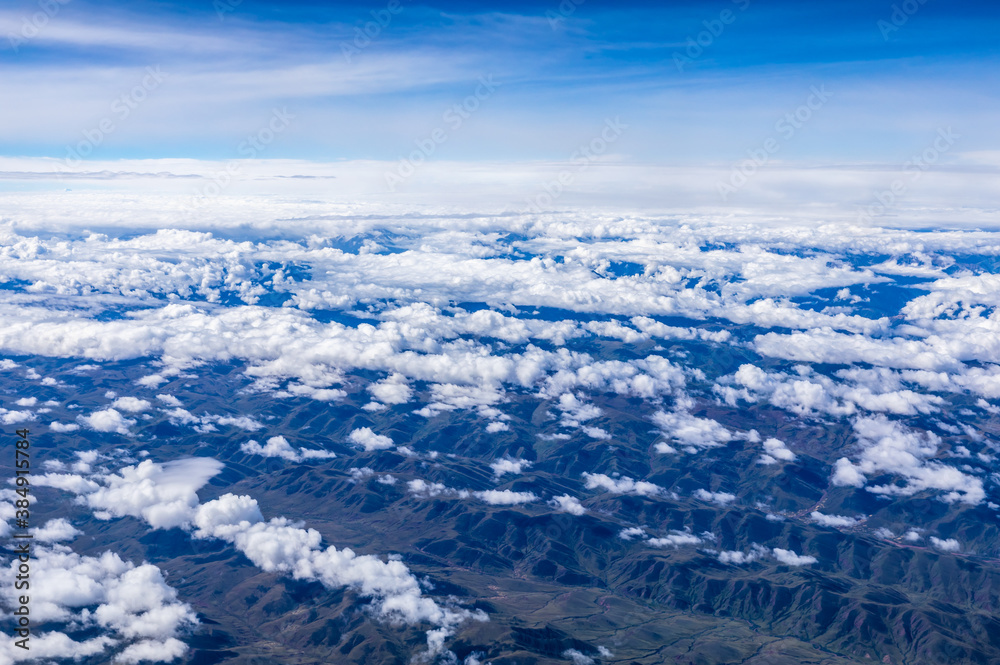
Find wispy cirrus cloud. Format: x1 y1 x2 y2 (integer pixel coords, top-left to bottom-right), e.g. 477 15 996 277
1 1 996 165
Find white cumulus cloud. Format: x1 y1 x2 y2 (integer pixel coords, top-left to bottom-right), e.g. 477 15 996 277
348 427 395 451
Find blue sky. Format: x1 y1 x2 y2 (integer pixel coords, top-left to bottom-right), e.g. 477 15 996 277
1 0 998 166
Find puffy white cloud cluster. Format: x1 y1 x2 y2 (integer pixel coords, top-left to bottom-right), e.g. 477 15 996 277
539 355 687 403
809 511 860 528
156 394 183 407
753 329 959 373
717 364 945 417
0 408 35 426
241 435 336 462
562 649 595 665
30 458 484 661
349 467 397 484
548 494 586 515
366 372 413 409
0 545 197 664
407 479 538 506
378 303 583 348
751 304 1000 404
716 545 816 567
33 472 102 495
6 193 1000 658
553 393 606 438
79 408 136 435
474 489 540 506
630 316 731 343
930 536 961 552
347 427 395 452
692 489 736 506
647 531 705 548
0 210 991 366
651 407 733 454
75 458 225 529
0 288 700 442
716 544 770 564
49 421 81 433
832 416 985 505
771 548 818 566
902 273 1000 319
6 210 929 457
553 393 601 424
619 526 705 549
161 407 264 433
70 450 102 474
759 437 797 465
191 493 486 638
618 527 647 540
413 384 510 428
32 518 83 543
111 397 152 413
581 473 662 497
407 479 457 499
489 458 532 479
